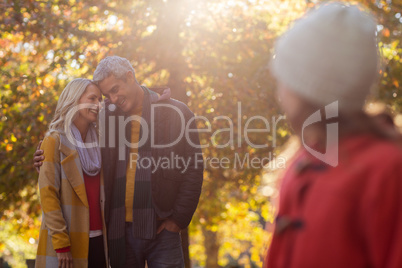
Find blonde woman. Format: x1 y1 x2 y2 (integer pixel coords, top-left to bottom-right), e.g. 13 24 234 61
36 78 108 268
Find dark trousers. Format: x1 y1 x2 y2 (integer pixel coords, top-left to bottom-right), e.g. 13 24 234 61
88 235 107 268
125 222 184 268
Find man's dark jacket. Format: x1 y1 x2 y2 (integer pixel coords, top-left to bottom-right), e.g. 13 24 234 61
100 88 204 232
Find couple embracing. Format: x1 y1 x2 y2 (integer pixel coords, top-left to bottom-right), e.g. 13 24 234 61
34 56 204 268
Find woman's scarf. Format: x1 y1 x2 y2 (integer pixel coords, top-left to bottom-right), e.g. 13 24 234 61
71 123 101 176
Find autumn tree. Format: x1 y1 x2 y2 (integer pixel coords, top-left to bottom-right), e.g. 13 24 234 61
1 0 401 267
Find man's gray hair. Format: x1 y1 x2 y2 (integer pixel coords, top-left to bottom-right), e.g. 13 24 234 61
93 56 137 84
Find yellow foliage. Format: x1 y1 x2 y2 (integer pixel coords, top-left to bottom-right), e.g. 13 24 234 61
6 144 13 152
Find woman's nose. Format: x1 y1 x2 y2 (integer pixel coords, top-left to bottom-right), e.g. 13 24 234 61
93 99 103 112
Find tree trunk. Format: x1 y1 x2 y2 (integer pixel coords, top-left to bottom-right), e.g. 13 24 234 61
152 1 192 266
153 0 190 102
202 226 220 268
181 227 191 268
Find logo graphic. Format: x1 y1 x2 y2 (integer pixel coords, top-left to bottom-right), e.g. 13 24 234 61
301 101 339 167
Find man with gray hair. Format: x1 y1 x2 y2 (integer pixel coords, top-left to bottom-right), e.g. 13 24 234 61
96 56 203 268
35 56 204 267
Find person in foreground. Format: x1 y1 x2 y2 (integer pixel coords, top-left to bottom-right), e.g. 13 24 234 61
36 79 108 268
265 2 402 268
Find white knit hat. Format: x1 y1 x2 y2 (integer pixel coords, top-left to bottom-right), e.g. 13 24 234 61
271 2 379 112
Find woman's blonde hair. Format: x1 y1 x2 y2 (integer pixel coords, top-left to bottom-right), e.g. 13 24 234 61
48 78 96 135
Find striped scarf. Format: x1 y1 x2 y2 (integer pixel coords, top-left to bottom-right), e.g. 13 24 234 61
102 87 160 268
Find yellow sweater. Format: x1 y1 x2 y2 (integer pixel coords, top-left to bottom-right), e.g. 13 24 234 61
125 106 143 222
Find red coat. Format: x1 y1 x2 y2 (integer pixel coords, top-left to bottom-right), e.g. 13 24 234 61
265 135 402 268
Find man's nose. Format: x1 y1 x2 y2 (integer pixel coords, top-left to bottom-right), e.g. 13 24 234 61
110 94 118 104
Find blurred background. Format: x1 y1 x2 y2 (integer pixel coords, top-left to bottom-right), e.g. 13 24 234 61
1 0 401 267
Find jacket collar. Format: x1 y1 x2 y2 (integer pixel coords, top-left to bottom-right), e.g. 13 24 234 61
59 134 89 207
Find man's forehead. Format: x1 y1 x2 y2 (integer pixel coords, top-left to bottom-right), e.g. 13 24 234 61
98 76 118 92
